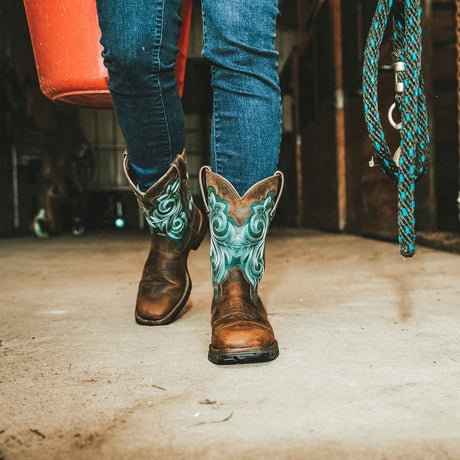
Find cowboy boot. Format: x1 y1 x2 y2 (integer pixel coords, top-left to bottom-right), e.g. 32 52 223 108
123 151 207 325
199 167 284 364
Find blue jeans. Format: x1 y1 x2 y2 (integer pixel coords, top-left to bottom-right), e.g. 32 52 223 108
96 0 281 195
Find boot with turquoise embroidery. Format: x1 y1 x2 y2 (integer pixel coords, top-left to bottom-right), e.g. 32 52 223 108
200 167 284 364
123 151 207 325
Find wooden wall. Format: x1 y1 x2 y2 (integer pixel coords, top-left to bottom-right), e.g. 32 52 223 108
430 0 459 231
280 0 459 237
342 2 400 239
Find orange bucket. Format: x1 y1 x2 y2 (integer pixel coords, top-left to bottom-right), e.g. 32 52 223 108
23 0 192 109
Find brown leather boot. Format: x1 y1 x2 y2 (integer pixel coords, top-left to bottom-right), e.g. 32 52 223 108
123 151 207 325
199 167 284 364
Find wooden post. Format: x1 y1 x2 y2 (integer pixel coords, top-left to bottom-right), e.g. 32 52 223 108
456 0 460 225
292 47 303 227
422 0 438 231
331 0 347 231
293 0 304 227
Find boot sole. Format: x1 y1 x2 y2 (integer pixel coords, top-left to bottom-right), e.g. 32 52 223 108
208 341 279 365
134 209 207 326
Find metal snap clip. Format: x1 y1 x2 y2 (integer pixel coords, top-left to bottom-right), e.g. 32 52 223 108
388 102 402 131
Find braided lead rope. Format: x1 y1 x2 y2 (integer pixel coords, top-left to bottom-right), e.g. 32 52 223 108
362 0 430 258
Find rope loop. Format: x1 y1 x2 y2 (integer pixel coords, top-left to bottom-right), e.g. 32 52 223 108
362 0 430 258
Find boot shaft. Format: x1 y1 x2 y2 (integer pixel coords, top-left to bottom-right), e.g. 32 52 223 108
200 167 284 300
123 151 194 250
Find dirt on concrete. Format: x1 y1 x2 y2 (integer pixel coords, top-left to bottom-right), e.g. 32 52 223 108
0 229 459 459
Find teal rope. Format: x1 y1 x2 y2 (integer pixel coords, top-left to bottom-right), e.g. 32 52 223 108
362 0 430 257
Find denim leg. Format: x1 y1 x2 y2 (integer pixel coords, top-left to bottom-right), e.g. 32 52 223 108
201 0 282 195
96 0 184 191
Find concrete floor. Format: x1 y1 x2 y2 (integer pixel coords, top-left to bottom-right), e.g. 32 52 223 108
0 229 459 459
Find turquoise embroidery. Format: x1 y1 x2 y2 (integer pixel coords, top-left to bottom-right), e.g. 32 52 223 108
143 179 192 250
208 186 275 300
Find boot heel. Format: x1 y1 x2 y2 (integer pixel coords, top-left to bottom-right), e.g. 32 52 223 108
190 207 207 251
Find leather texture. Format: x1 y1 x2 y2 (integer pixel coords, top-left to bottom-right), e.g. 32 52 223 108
124 151 206 325
211 268 276 350
201 168 283 364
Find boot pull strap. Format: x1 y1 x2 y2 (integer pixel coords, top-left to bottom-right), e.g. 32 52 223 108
270 171 285 218
122 151 145 202
199 165 212 214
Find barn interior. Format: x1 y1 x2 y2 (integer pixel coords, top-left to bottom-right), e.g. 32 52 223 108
1 0 459 458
